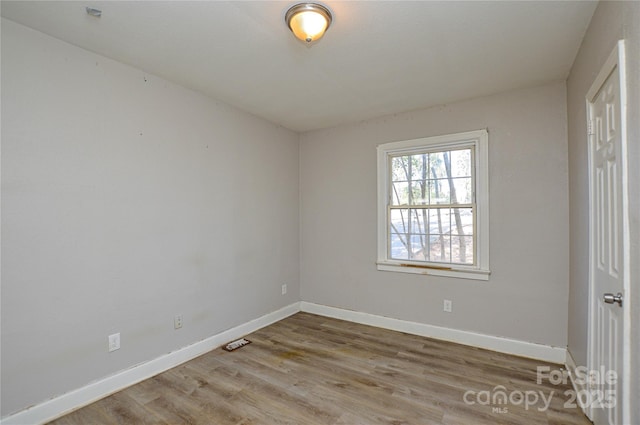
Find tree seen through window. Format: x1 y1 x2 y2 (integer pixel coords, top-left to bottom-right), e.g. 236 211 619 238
389 148 474 265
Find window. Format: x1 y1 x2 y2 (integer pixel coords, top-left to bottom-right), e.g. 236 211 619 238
377 129 489 280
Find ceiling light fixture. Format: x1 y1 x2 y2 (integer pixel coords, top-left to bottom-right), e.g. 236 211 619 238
285 3 332 44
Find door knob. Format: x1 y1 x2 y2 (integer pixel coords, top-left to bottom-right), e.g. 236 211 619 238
603 292 623 307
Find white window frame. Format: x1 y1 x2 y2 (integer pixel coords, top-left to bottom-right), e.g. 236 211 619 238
376 129 490 281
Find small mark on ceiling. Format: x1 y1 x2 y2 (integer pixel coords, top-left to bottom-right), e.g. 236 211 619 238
85 7 102 18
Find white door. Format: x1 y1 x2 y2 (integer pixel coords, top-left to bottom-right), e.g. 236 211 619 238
587 41 627 425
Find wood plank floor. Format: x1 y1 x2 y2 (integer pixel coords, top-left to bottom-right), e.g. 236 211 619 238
48 313 592 424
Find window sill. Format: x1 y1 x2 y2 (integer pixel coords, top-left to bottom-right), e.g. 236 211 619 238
376 261 490 281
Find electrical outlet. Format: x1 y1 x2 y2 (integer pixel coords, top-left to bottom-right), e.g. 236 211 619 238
108 333 120 352
281 284 287 295
443 299 452 313
174 314 183 329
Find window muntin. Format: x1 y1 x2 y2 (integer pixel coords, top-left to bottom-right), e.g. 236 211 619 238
377 129 489 280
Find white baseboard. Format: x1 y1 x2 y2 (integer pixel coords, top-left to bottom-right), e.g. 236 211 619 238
565 349 589 416
3 301 568 424
0 302 300 425
565 349 587 392
300 302 567 364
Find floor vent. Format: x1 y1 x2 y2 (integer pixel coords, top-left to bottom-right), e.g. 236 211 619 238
223 338 251 352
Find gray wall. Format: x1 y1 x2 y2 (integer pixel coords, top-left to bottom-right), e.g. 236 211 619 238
1 19 300 417
300 82 570 348
566 1 640 420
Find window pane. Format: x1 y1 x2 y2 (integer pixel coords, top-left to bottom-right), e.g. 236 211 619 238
429 208 451 235
410 154 429 181
409 208 428 234
410 181 429 205
391 156 409 182
431 179 450 204
429 152 447 178
390 233 409 260
410 234 428 261
428 235 451 263
450 208 473 235
450 149 472 177
390 209 409 234
392 182 409 205
451 178 472 204
452 235 474 264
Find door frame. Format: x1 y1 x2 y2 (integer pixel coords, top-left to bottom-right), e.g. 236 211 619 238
585 39 630 424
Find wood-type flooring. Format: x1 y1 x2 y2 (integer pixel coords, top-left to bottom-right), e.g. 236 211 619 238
48 312 592 424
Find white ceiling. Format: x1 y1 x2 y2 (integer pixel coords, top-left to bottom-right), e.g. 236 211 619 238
1 1 597 132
